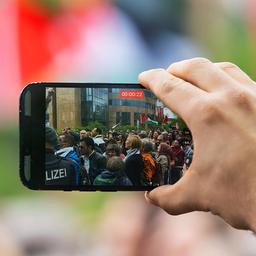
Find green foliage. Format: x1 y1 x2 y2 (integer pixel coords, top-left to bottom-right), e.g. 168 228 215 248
0 127 28 197
114 125 137 132
66 122 106 133
162 123 170 131
203 15 256 80
83 121 106 132
169 117 188 130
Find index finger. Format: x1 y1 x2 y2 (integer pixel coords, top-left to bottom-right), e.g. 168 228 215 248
139 68 207 125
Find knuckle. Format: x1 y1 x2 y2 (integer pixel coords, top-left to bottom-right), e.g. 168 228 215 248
148 69 166 83
197 99 222 124
189 57 211 65
218 62 238 70
149 68 166 76
225 88 252 110
187 57 211 69
139 68 165 84
176 57 211 74
158 77 182 96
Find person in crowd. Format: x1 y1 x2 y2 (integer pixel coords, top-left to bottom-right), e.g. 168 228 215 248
112 131 119 142
79 137 107 184
65 130 90 185
130 130 137 135
105 138 118 146
92 127 106 153
80 130 87 140
68 130 80 143
156 142 172 185
172 130 179 141
93 156 132 186
120 133 128 156
107 131 113 140
56 133 82 185
170 140 185 166
105 143 125 160
182 141 193 174
139 57 256 232
169 139 185 184
167 132 173 145
147 130 153 139
139 130 148 139
68 130 80 154
124 135 145 186
157 134 164 145
162 131 169 144
152 131 160 143
45 126 79 186
141 139 156 185
62 127 71 134
57 134 79 161
86 129 92 137
149 131 160 154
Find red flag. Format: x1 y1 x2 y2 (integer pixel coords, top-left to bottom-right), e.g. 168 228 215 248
140 114 148 123
163 115 168 123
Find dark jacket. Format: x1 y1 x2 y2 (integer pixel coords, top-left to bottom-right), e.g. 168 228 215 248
88 151 107 183
93 170 132 186
125 154 145 186
45 150 78 186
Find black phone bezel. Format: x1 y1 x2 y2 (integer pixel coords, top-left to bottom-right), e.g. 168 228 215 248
20 82 158 191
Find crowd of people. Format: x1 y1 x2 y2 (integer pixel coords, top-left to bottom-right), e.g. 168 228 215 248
45 125 193 187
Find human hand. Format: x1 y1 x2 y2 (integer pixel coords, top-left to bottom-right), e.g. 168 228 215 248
47 88 55 96
139 58 256 231
46 88 55 107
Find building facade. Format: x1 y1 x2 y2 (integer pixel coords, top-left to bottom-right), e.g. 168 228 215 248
108 88 156 128
48 88 82 130
81 88 109 127
48 87 158 130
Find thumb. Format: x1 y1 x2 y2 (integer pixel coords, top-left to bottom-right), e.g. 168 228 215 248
145 171 207 215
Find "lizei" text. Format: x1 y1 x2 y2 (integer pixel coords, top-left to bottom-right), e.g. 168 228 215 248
45 168 67 181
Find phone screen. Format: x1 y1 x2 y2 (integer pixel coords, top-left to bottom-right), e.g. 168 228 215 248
20 83 193 191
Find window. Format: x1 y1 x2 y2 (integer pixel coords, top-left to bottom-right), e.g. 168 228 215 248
116 112 131 125
112 89 120 93
111 99 155 110
144 90 154 98
81 88 108 127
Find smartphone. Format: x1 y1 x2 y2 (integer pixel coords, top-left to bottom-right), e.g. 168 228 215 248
19 83 193 191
